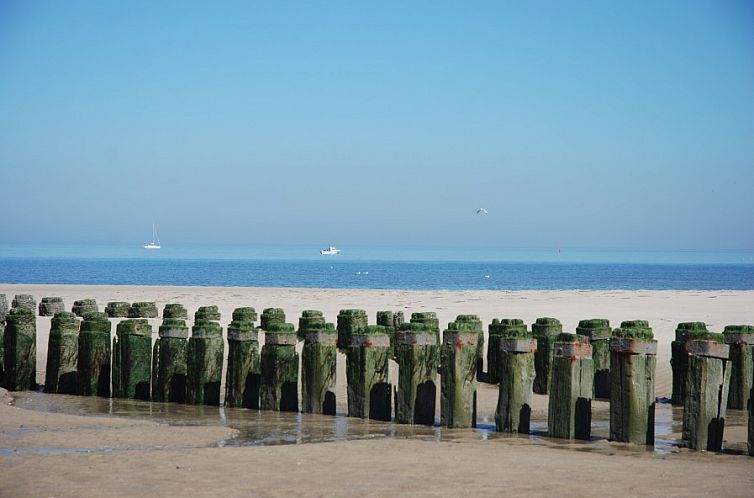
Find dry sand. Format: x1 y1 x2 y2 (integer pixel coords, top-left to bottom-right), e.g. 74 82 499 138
1 284 753 496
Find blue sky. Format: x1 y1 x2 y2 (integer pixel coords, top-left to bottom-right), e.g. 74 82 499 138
0 1 752 250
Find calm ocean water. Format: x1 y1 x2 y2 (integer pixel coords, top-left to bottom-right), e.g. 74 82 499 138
0 244 753 290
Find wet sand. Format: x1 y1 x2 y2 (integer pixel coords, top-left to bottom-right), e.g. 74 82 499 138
1 284 753 496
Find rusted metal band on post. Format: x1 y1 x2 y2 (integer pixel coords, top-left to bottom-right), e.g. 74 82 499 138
685 340 730 360
553 341 592 358
227 330 258 342
305 331 337 345
442 331 478 347
396 332 436 346
264 332 298 346
499 338 537 353
159 329 188 339
723 333 754 345
350 334 390 348
610 338 658 355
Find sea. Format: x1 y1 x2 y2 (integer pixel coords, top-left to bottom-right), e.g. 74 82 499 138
0 244 753 290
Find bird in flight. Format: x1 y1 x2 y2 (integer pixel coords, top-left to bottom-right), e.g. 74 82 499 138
476 208 488 215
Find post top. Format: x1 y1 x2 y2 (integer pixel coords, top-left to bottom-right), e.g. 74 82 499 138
117 319 152 336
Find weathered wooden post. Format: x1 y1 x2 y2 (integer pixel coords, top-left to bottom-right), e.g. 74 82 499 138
260 322 299 412
260 307 286 330
298 310 326 340
162 303 188 320
44 311 80 394
301 321 337 415
376 311 399 359
495 323 537 433
12 294 36 313
186 319 224 405
609 320 657 445
532 317 562 394
548 334 593 440
39 297 65 317
576 318 611 399
452 315 484 382
71 299 98 317
77 312 111 397
3 307 36 390
129 302 158 318
0 294 8 320
152 317 188 403
682 332 731 451
337 309 368 351
195 305 221 322
224 307 260 409
113 319 152 400
440 320 478 428
671 322 707 406
487 319 527 384
395 322 438 425
410 312 441 344
105 301 130 318
723 324 754 410
346 324 392 420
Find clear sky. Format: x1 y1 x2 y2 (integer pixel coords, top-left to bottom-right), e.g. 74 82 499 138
0 1 752 250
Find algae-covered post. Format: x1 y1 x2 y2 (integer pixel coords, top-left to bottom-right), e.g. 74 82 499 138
452 315 484 382
682 332 731 452
440 320 478 428
105 302 130 318
723 325 754 410
195 305 221 322
298 310 326 340
487 319 527 384
395 322 438 425
346 324 392 421
186 319 224 406
129 302 158 318
576 319 611 399
337 309 368 351
409 312 441 345
44 311 80 394
3 307 36 391
609 320 657 445
301 321 337 415
548 334 593 440
260 307 285 330
162 303 188 320
39 297 65 317
260 322 299 412
113 319 152 400
12 294 36 313
671 322 707 406
225 307 260 409
71 299 98 317
77 312 111 397
376 311 397 358
495 323 536 434
532 317 562 394
0 294 8 321
152 317 188 403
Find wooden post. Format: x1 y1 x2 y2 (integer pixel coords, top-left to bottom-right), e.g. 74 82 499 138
337 309 368 351
71 299 97 317
39 297 65 317
44 311 80 394
152 318 188 403
395 323 438 425
723 325 754 410
346 325 392 420
105 301 130 318
301 322 337 415
671 322 708 406
77 312 111 397
113 319 152 400
487 319 527 384
224 307 260 409
609 320 657 445
3 307 36 391
548 334 593 440
532 317 562 394
576 318 611 399
260 322 299 412
682 337 731 451
441 321 478 428
186 319 224 405
496 329 536 433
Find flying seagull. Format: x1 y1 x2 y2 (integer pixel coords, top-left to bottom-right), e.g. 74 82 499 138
476 208 488 215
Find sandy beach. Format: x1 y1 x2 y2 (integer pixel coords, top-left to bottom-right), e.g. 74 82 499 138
2 284 753 496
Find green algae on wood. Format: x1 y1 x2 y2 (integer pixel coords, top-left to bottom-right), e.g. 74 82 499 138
105 302 130 318
547 335 593 440
395 322 439 425
39 297 65 317
260 322 299 412
152 318 188 403
337 309 368 351
128 302 158 318
576 318 611 399
440 321 478 428
488 318 527 385
194 305 221 322
12 294 36 313
186 319 224 406
44 311 80 394
495 325 536 434
77 312 112 397
346 325 392 420
531 317 562 394
301 322 337 415
113 319 152 400
162 303 188 320
722 324 754 411
225 308 260 409
71 299 98 317
3 307 36 391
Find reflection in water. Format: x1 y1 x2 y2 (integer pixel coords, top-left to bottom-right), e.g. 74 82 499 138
9 392 750 456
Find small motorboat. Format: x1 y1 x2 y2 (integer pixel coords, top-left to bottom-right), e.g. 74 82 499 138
320 246 341 255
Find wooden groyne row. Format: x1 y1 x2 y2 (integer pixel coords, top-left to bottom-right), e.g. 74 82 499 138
0 293 752 455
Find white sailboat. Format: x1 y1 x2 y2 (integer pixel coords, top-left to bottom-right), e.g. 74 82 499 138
144 224 161 249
